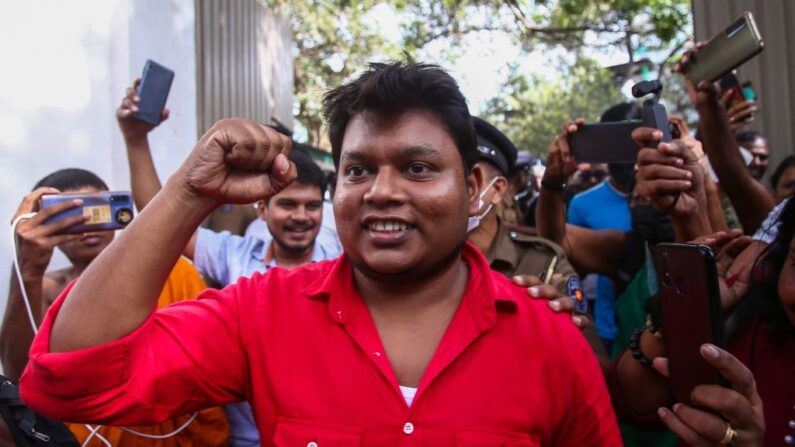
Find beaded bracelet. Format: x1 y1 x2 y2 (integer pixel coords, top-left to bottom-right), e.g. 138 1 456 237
629 327 654 369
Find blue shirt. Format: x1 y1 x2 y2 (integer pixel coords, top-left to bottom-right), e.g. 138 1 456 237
194 228 342 447
567 181 631 342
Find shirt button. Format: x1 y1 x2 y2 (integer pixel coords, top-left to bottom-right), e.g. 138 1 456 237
307 442 319 447
789 419 795 429
403 422 414 435
785 434 794 445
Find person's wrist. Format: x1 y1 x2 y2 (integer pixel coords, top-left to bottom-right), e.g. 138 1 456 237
164 172 221 217
123 134 148 145
541 176 566 192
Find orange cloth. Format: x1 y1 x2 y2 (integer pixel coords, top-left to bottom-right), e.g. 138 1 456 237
68 257 229 446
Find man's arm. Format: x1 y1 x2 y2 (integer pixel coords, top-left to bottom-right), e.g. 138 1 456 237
0 189 85 379
117 80 200 259
675 50 774 233
48 119 295 353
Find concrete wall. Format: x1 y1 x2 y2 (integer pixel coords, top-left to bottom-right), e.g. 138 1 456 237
0 0 198 326
693 0 795 183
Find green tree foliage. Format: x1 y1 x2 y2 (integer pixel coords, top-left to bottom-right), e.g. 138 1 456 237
483 60 626 155
264 0 691 149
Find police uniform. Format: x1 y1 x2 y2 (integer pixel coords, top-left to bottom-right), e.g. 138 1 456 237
486 218 582 302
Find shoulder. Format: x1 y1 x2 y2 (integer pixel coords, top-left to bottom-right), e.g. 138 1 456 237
508 232 567 258
570 182 608 203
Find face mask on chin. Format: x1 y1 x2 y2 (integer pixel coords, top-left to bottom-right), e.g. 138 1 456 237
467 177 499 233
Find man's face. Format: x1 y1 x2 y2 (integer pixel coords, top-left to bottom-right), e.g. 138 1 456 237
57 186 114 264
334 110 479 280
774 166 795 204
261 182 323 254
744 137 769 180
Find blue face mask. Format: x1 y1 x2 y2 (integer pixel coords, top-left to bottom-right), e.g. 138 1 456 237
467 177 499 233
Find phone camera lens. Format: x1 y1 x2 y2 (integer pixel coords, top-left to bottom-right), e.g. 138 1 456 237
115 208 133 225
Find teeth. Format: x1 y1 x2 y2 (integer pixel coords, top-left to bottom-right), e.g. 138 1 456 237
369 221 408 232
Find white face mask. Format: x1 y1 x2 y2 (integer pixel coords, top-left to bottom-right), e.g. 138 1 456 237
466 177 499 233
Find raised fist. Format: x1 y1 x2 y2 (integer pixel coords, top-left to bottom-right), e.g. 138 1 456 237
179 119 297 205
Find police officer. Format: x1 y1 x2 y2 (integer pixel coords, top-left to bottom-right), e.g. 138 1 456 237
467 117 609 368
467 117 581 298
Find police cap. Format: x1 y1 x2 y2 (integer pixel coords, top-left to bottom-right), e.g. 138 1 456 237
472 116 518 177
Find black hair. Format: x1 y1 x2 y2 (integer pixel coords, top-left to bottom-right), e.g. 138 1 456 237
736 130 764 145
599 102 642 123
770 155 795 190
33 168 108 192
322 61 477 172
288 148 327 198
728 198 795 339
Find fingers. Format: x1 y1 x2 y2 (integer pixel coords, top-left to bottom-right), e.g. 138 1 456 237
658 405 729 447
652 357 670 378
691 385 760 429
657 406 712 447
631 127 665 148
14 187 60 220
699 344 762 407
512 275 542 287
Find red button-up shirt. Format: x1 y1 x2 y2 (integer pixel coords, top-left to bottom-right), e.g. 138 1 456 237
21 244 620 446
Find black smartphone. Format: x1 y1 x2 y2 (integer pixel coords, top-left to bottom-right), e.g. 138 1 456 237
653 243 725 406
569 121 642 163
687 12 764 86
134 60 174 126
41 191 134 234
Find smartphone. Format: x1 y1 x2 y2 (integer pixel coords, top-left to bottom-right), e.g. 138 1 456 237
653 243 725 405
719 72 745 109
134 60 174 126
741 81 757 101
569 121 642 163
41 191 134 234
687 12 764 86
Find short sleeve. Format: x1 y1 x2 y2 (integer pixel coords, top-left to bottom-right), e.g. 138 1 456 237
19 277 254 425
567 197 585 226
752 198 787 244
195 228 242 285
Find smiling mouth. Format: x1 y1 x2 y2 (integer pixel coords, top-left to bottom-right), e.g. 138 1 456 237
367 220 413 232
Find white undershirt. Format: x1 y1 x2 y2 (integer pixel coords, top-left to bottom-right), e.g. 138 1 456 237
399 386 417 406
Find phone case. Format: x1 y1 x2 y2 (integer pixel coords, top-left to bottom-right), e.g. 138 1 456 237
688 12 764 86
41 191 134 234
653 243 725 405
569 121 642 163
134 60 174 126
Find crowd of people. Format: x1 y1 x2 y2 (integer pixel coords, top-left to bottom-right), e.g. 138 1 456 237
0 41 793 447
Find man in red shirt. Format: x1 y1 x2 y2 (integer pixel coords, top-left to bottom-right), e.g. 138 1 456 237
21 62 621 445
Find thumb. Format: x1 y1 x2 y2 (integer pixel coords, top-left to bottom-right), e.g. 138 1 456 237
268 154 297 194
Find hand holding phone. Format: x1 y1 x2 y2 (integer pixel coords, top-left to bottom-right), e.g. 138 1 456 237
117 78 170 141
133 60 174 126
41 191 134 234
653 243 725 406
685 12 764 86
12 188 87 276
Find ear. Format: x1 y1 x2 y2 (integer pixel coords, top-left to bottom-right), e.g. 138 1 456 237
256 200 268 221
467 163 486 216
488 176 509 205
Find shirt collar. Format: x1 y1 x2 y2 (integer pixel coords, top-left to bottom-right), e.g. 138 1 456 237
302 242 518 327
